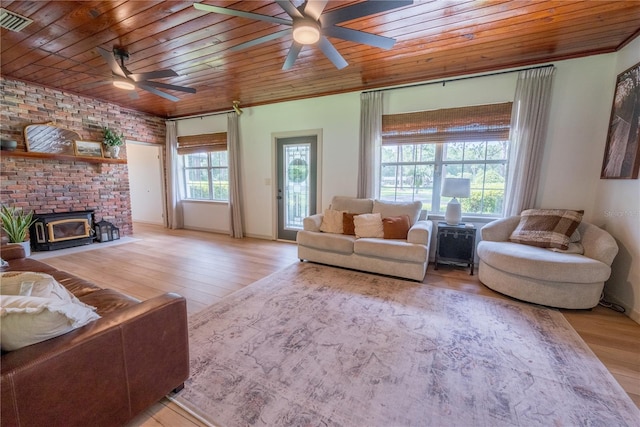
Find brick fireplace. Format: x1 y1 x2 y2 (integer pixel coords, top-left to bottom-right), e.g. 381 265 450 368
0 77 166 238
1 157 133 237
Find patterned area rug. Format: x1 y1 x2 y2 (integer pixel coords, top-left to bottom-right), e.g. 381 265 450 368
174 263 639 426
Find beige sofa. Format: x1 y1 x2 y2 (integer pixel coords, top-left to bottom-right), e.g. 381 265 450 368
297 196 432 281
477 216 618 309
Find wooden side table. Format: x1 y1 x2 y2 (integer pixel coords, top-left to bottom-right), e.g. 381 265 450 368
434 222 476 275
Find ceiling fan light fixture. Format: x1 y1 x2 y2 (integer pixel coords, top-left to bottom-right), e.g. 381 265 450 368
292 19 320 45
113 79 135 91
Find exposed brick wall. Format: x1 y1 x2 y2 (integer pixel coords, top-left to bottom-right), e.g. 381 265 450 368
0 77 166 238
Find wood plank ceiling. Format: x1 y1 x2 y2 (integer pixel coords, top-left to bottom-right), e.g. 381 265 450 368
1 1 639 118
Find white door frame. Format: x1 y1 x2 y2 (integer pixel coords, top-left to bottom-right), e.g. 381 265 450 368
271 129 323 240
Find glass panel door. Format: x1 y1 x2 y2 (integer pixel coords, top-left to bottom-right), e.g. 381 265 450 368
277 136 317 241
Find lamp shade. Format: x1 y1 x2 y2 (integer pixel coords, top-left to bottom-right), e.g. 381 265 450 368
441 178 471 198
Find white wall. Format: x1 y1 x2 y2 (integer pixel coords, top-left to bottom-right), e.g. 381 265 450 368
592 36 640 322
537 54 617 217
174 41 640 319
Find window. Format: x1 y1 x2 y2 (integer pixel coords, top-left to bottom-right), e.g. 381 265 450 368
380 103 512 217
183 151 229 201
177 132 229 201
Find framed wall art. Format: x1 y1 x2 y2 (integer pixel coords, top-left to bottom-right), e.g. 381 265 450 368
600 61 640 179
24 123 79 155
74 140 104 158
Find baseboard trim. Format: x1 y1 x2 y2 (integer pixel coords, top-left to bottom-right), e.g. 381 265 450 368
605 293 640 325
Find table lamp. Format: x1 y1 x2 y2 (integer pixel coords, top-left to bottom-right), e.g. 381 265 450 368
442 178 470 225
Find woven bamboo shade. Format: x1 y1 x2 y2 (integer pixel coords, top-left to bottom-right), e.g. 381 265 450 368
177 132 227 154
382 102 513 144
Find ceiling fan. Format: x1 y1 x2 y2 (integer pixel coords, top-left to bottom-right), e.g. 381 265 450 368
193 0 412 70
96 47 196 101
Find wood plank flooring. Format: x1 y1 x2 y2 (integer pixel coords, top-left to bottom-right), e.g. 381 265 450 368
39 223 640 426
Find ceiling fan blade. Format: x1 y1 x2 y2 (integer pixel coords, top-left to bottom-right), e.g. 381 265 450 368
138 83 180 102
80 80 112 90
323 26 396 50
321 0 413 27
193 2 291 26
129 69 178 82
303 0 328 20
318 37 348 70
97 47 126 78
282 42 303 70
230 29 291 51
275 0 303 19
140 80 196 94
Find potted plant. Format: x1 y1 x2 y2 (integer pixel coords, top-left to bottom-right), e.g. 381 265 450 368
103 127 125 159
0 205 36 256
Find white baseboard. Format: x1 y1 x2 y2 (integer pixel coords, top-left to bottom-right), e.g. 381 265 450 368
605 293 640 325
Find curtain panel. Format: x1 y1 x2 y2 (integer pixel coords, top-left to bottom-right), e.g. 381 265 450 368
382 103 513 144
504 66 556 216
165 120 184 229
227 112 244 239
357 91 383 198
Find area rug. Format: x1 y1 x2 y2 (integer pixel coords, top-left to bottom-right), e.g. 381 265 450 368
174 263 639 426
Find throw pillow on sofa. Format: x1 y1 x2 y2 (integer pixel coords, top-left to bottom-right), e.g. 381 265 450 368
1 272 100 351
2 271 75 299
354 213 384 238
509 209 584 250
372 200 422 225
343 212 359 235
382 215 411 239
320 209 346 234
1 295 100 351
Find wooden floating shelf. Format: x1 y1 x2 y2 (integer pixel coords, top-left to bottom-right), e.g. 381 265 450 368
0 150 127 164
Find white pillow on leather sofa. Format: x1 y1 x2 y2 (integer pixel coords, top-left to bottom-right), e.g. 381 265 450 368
1 272 100 351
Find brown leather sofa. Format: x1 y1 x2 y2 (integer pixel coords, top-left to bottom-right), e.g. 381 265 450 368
1 245 190 427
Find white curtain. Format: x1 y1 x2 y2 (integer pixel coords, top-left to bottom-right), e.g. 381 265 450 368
504 67 555 216
357 91 382 198
165 120 184 229
227 112 244 238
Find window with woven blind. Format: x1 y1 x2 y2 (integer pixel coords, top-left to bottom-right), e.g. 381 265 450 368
177 132 227 155
379 103 513 217
179 132 229 201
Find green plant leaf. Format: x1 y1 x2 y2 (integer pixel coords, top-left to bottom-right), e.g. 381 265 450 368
0 206 36 243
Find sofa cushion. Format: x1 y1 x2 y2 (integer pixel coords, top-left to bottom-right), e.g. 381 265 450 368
0 294 100 351
372 200 422 225
331 196 373 214
383 215 411 239
354 239 428 263
320 209 345 234
509 209 583 250
477 241 611 283
343 213 359 236
354 213 384 238
297 230 356 254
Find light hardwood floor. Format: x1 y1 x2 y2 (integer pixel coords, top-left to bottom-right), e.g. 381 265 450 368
39 223 640 426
